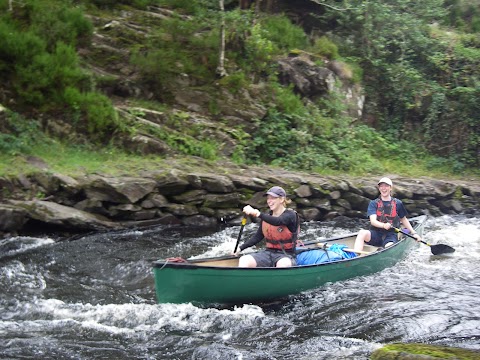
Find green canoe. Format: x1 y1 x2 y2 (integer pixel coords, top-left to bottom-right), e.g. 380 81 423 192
152 215 427 304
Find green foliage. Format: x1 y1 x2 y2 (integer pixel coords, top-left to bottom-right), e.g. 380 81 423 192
90 0 155 9
163 133 219 160
270 83 307 117
0 111 48 156
311 36 339 60
343 57 363 84
444 0 480 33
1 0 480 177
425 156 466 174
154 0 219 15
8 0 93 50
218 71 249 93
248 98 429 174
0 22 45 69
129 111 219 160
131 15 218 90
15 42 89 107
63 87 120 135
244 23 278 73
26 1 93 49
259 15 309 51
0 0 119 142
224 11 308 76
317 0 479 167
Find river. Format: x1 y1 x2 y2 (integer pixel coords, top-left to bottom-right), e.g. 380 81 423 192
1 215 479 359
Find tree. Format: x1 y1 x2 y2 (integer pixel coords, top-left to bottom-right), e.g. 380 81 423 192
216 0 228 77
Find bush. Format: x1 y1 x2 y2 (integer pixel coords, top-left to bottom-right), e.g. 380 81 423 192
0 111 47 156
260 15 308 51
311 36 339 60
15 42 88 107
131 16 218 89
63 87 119 136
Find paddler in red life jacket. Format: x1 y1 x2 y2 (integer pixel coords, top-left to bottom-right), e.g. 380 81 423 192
235 186 299 268
353 177 422 252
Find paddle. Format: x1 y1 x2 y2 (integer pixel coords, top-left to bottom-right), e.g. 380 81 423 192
233 216 247 253
393 227 455 255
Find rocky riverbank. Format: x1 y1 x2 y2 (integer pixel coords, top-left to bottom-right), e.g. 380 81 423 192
1 159 480 237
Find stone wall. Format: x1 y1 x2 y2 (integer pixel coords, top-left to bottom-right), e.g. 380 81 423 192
1 167 479 236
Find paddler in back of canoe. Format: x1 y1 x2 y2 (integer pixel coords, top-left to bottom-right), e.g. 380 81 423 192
233 186 300 268
353 177 422 252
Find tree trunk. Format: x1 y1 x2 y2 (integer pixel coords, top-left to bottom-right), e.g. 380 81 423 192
265 0 274 12
239 0 252 10
216 0 228 78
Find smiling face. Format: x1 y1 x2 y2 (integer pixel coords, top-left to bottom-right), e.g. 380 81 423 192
378 182 392 198
266 194 285 214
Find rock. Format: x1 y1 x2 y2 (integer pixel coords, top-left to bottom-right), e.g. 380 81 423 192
343 192 370 210
171 189 208 205
141 193 169 208
152 170 189 195
125 134 171 155
277 57 335 96
203 193 241 209
371 342 480 360
11 200 118 231
186 173 235 193
0 204 28 231
1 167 479 235
298 207 322 221
295 184 312 198
83 175 157 203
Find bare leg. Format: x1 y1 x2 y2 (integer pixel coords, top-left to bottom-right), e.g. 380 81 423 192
276 257 293 268
238 254 257 267
354 229 372 252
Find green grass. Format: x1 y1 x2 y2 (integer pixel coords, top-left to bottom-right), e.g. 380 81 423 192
0 142 165 177
2 140 478 182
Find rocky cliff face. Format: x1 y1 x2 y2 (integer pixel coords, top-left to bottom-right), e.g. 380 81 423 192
62 6 364 157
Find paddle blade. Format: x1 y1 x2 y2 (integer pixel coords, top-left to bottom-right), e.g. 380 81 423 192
430 244 455 255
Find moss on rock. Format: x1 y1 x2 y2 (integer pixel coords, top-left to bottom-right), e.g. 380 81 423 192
371 343 480 360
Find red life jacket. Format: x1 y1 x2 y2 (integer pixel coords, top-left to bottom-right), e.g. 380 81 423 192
372 198 401 229
262 210 299 252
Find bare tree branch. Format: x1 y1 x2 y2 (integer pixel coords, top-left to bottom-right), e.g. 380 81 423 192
308 0 356 11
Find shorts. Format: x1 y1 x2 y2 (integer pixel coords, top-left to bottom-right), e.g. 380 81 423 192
368 230 398 247
250 249 296 267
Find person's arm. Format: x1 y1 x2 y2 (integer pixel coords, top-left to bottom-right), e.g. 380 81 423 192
243 205 296 229
400 217 422 241
239 224 264 251
369 213 387 230
397 200 422 240
367 201 386 230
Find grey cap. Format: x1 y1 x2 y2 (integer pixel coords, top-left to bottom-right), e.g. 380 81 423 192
265 186 286 198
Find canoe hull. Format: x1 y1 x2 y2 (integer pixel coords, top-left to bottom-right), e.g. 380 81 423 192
153 216 426 304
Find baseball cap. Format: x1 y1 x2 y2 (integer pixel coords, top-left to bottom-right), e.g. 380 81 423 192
265 186 286 197
378 177 393 186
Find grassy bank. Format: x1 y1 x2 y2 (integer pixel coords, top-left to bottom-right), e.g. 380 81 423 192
2 139 479 182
